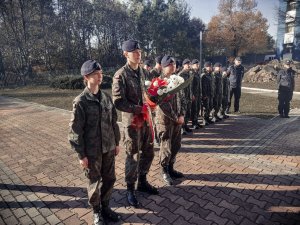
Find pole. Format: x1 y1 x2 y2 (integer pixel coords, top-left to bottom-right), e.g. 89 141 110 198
200 30 203 71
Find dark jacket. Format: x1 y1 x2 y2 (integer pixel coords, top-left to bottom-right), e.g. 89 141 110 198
112 63 147 126
227 65 244 88
191 69 202 99
201 70 213 98
277 67 295 91
69 87 120 159
213 71 223 97
222 74 230 98
178 69 193 102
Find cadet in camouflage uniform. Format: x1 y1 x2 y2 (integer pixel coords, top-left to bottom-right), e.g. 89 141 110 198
149 56 163 79
112 40 158 208
157 55 186 186
190 59 202 129
221 67 230 119
69 60 121 225
178 59 193 134
201 61 214 125
212 62 223 122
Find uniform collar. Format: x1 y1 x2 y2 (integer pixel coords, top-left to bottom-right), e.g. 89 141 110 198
83 87 101 102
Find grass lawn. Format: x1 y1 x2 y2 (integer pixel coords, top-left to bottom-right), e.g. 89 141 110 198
243 76 300 92
1 85 300 119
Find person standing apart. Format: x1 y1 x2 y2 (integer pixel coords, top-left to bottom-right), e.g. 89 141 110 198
277 59 295 118
226 57 244 114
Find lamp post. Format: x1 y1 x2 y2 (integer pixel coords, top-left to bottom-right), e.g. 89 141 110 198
199 29 203 70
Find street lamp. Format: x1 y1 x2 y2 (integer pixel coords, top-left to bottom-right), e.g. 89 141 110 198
200 29 203 71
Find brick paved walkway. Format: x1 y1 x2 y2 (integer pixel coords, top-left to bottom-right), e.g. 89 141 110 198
0 95 299 225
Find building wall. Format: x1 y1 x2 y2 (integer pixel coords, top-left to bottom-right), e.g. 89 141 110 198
276 0 300 61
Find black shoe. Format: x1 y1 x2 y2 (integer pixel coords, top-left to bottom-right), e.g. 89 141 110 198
197 123 203 128
102 207 120 222
208 119 214 124
169 164 184 178
192 124 200 129
182 128 187 135
161 167 173 186
93 212 105 225
223 115 229 119
137 175 159 195
284 115 290 118
184 125 193 133
279 114 284 118
216 116 222 121
126 184 140 208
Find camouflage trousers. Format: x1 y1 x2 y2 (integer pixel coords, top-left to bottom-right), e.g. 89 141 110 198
158 123 182 167
202 97 212 120
84 150 116 208
191 97 201 124
213 95 222 117
123 123 154 185
221 96 229 115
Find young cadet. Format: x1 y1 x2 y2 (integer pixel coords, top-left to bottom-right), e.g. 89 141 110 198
112 40 158 208
156 55 186 185
201 62 214 125
69 60 121 225
212 62 223 122
149 55 163 79
221 67 230 119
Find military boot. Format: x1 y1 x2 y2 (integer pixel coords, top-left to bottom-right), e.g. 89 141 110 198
93 206 105 225
161 166 173 186
126 183 139 208
101 201 121 222
137 174 159 195
169 164 184 178
184 125 193 133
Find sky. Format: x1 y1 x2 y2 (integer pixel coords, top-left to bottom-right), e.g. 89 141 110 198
186 0 279 40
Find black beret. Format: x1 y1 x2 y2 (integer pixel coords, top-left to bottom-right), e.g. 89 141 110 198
155 55 163 64
204 61 212 67
143 60 151 67
214 62 222 67
81 60 101 76
161 55 175 68
182 59 191 65
122 40 141 52
191 59 199 65
235 57 242 61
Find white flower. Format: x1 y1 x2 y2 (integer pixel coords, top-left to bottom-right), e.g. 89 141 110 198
157 89 164 95
145 80 151 86
153 81 158 87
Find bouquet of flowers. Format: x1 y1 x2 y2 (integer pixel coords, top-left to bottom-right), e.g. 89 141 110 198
144 74 194 108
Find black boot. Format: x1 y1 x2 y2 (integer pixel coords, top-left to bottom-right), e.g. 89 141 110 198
184 125 193 133
93 206 105 225
161 166 173 186
101 202 121 222
126 184 139 208
137 174 159 195
169 164 184 178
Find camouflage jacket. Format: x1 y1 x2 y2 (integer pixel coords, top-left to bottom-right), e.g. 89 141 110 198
222 74 230 98
156 73 186 126
69 87 120 159
201 70 213 98
149 67 162 80
178 69 193 102
212 71 223 97
112 63 147 126
191 69 202 99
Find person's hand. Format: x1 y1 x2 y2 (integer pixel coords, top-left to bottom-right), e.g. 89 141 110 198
115 146 120 156
177 116 184 125
79 157 88 169
192 95 195 101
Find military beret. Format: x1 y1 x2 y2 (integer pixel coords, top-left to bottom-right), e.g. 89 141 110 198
155 55 163 64
161 55 175 68
204 61 212 67
122 40 141 52
182 59 191 65
191 59 199 65
80 60 101 76
143 60 151 67
214 62 222 67
235 57 242 61
284 59 292 65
